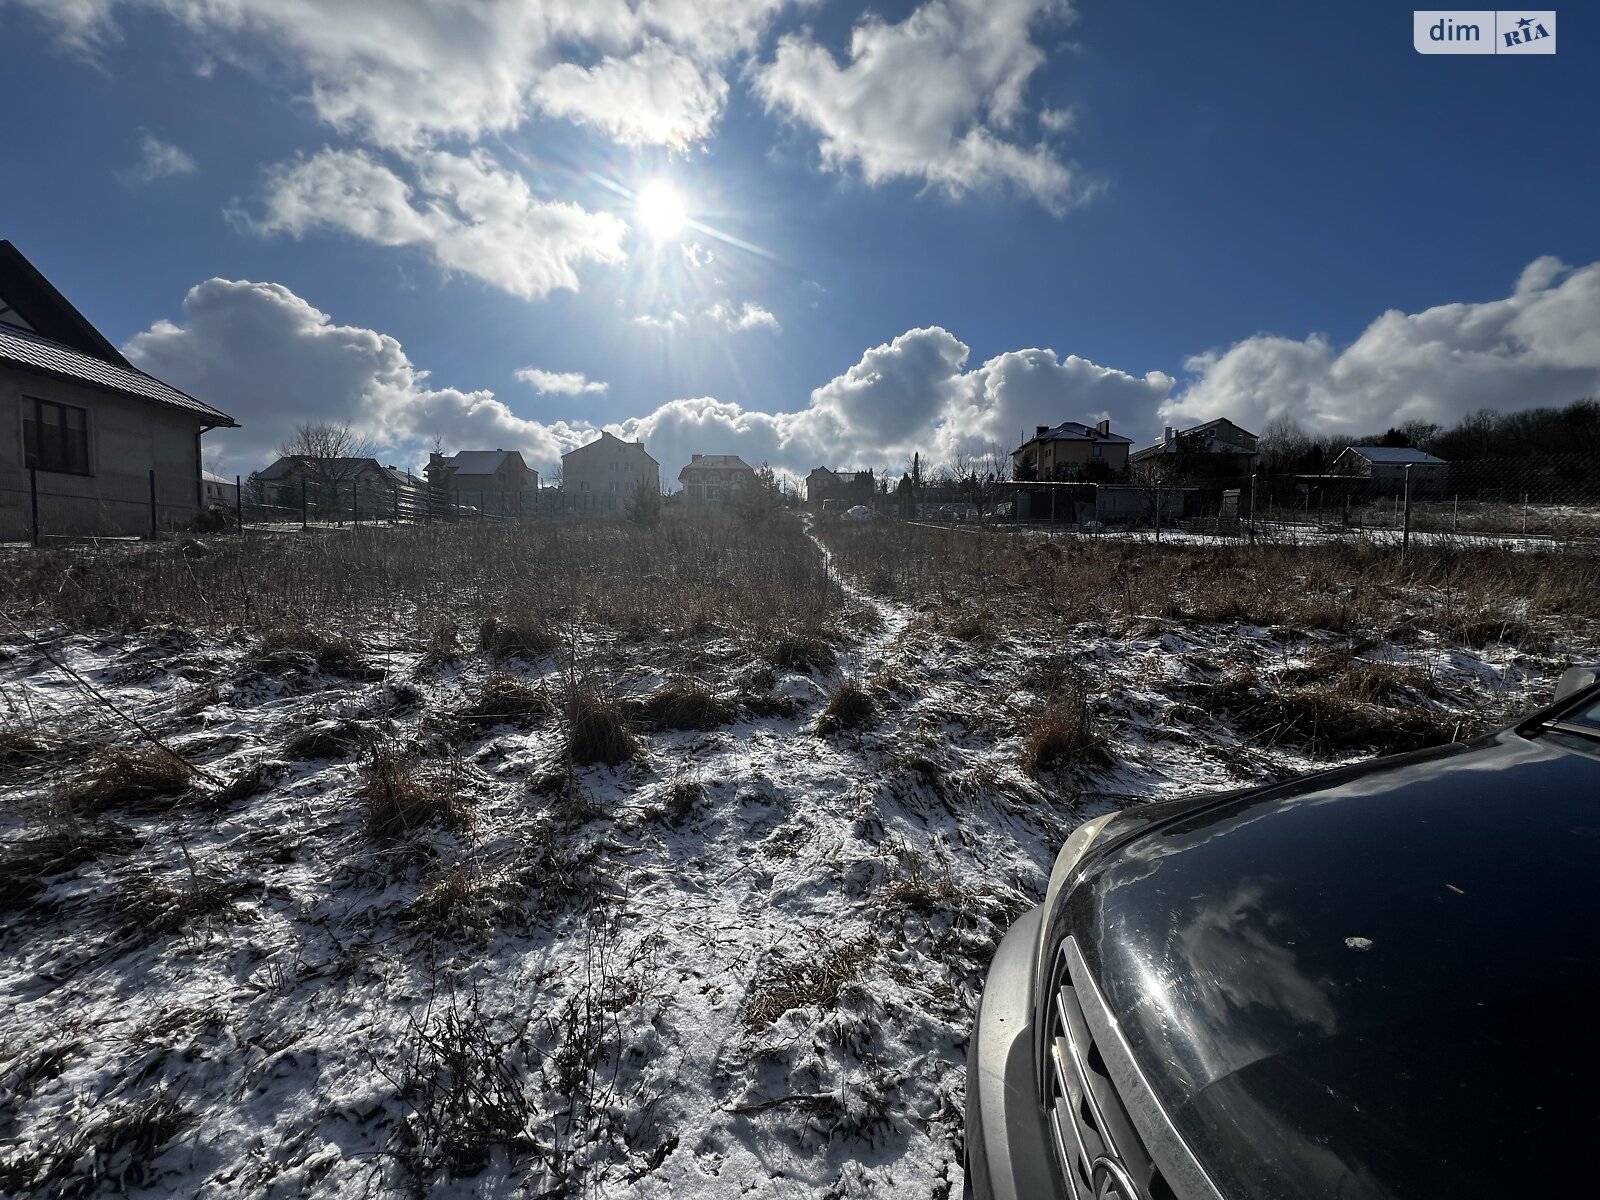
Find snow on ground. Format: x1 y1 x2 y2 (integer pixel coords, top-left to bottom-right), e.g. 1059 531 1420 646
1 523 1591 1199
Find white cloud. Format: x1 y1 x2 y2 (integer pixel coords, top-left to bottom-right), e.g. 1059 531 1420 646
755 0 1080 208
12 0 806 149
247 148 628 299
124 278 593 476
115 133 197 185
516 368 608 395
1164 256 1600 437
709 301 781 332
123 277 1167 481
1038 105 1076 134
533 42 729 150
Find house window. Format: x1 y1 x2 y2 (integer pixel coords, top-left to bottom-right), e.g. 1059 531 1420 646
1092 445 1102 458
581 480 590 492
22 397 90 474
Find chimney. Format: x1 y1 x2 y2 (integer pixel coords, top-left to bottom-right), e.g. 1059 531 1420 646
1035 424 1050 438
1095 419 1111 437
692 453 703 462
1164 426 1175 444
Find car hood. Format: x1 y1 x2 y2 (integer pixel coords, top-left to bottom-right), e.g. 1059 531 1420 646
1059 730 1600 1199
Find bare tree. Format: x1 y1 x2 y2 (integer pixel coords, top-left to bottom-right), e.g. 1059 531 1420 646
277 421 377 519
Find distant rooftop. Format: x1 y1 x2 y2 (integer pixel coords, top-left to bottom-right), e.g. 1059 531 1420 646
1345 446 1448 465
448 449 524 475
682 454 753 471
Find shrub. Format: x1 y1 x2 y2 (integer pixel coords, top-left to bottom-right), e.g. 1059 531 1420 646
625 682 737 732
478 612 560 660
454 674 551 732
563 690 639 766
817 680 876 736
1021 698 1109 778
363 747 472 839
766 633 836 675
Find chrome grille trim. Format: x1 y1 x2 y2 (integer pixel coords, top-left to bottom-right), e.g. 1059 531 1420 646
1061 937 1227 1200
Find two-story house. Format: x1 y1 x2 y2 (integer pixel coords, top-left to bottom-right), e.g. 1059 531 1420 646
678 454 755 502
427 449 539 516
1011 420 1131 481
562 430 660 513
1129 417 1259 480
1 240 237 541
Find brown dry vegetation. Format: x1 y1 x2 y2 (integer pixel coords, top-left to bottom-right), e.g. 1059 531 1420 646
816 521 1600 641
0 512 842 654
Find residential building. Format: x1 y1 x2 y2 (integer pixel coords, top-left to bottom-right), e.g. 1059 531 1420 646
1011 419 1132 480
201 470 238 508
255 456 427 519
806 466 875 508
426 449 539 515
0 240 237 540
678 454 755 503
1129 418 1259 478
562 430 660 513
1331 445 1450 497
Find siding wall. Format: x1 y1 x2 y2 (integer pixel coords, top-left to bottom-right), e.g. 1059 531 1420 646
0 365 207 540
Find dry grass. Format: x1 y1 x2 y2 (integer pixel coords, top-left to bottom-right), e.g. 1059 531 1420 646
453 674 552 733
478 612 561 660
624 682 738 732
362 747 472 839
116 867 245 936
63 746 194 814
1021 697 1109 778
816 679 876 736
0 1087 188 1198
258 625 379 678
283 718 367 760
742 933 878 1033
1 822 141 914
563 689 640 766
1211 668 1468 757
765 632 837 675
0 725 68 769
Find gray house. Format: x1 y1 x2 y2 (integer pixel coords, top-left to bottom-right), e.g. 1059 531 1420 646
1332 445 1449 498
0 240 236 541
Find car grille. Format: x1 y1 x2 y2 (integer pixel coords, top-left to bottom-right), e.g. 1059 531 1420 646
1045 940 1178 1200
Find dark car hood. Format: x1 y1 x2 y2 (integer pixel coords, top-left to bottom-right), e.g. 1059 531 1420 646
1059 730 1600 1199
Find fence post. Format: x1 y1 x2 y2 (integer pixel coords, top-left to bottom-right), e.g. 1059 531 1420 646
29 466 39 546
1522 493 1529 536
455 489 461 522
1452 494 1458 534
234 475 243 532
148 468 158 538
1154 482 1162 544
352 480 359 527
393 485 399 524
1401 464 1413 562
301 477 308 529
1248 473 1257 546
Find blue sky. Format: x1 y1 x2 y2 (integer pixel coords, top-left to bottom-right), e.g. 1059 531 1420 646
2 1 1597 480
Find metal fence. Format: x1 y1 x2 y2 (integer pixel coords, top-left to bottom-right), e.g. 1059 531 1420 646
985 455 1600 554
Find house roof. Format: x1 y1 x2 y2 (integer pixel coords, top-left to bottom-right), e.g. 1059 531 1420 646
1130 416 1260 460
1344 446 1447 465
202 470 233 485
1017 422 1134 452
0 240 130 365
562 430 659 465
0 323 237 427
681 454 753 472
448 449 523 475
258 456 385 480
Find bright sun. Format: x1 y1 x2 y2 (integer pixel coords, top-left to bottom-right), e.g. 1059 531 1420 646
635 180 687 241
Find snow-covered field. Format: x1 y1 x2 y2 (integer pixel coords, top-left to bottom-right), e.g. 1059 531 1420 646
3 515 1595 1198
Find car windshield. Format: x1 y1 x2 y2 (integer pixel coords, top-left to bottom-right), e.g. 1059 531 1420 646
1556 693 1600 733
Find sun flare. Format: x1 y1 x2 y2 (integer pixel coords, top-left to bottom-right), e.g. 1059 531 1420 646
634 180 688 241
